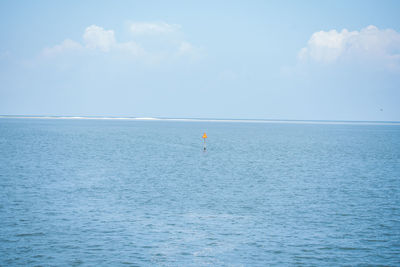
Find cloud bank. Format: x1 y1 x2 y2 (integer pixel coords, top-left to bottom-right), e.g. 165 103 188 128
299 25 400 69
42 39 83 56
83 25 116 52
42 22 197 60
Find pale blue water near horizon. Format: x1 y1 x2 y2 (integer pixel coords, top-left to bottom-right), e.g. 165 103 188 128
1 118 399 266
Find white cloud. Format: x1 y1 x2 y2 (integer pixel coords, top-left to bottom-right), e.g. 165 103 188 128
42 39 82 57
41 23 200 62
176 41 203 61
83 25 116 52
42 25 141 57
130 22 180 35
178 41 194 54
299 25 400 67
115 41 144 56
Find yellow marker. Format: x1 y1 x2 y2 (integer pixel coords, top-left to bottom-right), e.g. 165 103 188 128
202 132 207 151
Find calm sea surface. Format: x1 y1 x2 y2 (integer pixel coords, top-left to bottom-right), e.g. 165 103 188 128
0 118 399 266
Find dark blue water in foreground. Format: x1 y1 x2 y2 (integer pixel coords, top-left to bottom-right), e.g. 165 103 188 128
1 118 399 266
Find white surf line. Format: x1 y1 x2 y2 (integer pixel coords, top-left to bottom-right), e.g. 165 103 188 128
0 115 399 125
156 118 400 125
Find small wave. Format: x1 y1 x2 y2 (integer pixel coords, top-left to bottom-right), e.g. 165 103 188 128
16 232 45 237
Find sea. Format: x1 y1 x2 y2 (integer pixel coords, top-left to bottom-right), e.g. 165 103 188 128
0 117 399 266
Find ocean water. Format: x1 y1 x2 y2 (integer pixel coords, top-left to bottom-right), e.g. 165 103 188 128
0 118 399 266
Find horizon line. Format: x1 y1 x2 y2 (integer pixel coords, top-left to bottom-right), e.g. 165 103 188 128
1 115 400 126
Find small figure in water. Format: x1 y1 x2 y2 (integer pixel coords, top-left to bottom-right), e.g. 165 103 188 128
202 132 207 151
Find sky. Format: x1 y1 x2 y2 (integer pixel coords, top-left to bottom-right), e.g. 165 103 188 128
1 0 400 121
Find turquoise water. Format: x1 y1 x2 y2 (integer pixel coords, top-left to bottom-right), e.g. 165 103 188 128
1 118 399 266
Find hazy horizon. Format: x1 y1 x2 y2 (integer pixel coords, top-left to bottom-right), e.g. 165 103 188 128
1 114 400 125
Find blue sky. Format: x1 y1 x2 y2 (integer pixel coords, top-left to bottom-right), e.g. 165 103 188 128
1 1 399 121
